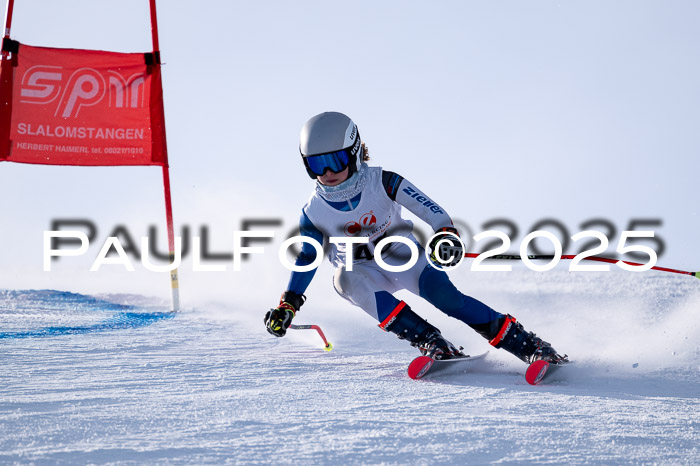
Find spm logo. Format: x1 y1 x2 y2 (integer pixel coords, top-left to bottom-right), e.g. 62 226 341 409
20 65 146 118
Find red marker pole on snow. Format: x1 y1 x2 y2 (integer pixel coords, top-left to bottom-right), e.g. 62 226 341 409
149 0 180 311
463 253 699 279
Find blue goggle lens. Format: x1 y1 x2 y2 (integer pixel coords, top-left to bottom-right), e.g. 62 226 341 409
305 150 350 176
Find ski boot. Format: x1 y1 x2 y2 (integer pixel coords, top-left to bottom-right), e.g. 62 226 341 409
380 301 463 360
469 315 568 364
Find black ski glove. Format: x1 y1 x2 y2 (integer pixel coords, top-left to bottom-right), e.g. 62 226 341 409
264 291 306 337
428 227 464 268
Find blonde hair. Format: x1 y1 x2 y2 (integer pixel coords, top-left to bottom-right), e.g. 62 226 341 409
361 142 370 162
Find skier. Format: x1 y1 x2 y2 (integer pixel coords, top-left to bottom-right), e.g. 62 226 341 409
265 111 567 364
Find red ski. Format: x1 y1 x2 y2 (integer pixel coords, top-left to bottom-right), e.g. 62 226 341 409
407 351 488 380
525 360 571 385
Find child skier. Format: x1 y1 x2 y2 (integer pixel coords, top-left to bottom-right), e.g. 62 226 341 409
265 111 567 364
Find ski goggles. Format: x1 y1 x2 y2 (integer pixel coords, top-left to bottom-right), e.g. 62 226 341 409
304 149 351 176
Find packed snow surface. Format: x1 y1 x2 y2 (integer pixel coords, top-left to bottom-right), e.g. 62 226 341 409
1 270 699 464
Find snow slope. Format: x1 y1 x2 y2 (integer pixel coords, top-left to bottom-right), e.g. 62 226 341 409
1 270 699 464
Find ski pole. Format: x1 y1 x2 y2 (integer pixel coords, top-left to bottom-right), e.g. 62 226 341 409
463 252 699 279
289 324 333 351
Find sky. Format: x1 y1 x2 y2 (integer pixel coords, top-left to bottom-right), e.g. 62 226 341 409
0 0 698 304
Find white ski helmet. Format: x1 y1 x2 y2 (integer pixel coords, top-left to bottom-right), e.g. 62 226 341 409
299 111 363 179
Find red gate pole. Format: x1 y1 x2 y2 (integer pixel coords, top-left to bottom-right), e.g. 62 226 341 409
2 0 15 56
149 0 180 311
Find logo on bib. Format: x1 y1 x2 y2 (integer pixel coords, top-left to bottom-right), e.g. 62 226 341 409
345 211 377 236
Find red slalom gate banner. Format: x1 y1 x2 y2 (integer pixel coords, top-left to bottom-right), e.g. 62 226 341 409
0 42 168 166
0 0 180 311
